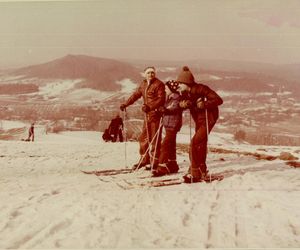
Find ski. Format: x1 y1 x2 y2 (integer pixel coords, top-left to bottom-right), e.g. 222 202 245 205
81 168 133 176
82 168 224 189
143 178 183 187
139 170 184 179
125 174 224 188
183 174 224 184
105 178 182 190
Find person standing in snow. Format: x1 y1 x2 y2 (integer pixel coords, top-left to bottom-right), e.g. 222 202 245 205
152 80 183 177
26 122 35 142
177 66 223 183
120 66 166 170
108 114 124 142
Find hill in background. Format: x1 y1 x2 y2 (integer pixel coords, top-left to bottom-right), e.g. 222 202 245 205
11 54 141 91
1 55 299 97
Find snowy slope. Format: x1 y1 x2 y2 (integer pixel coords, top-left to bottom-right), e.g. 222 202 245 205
0 120 27 130
0 71 138 104
0 130 299 249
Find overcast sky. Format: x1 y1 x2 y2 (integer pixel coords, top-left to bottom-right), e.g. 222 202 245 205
0 0 300 68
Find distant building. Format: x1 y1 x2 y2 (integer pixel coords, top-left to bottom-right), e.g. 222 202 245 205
282 98 296 106
269 97 278 104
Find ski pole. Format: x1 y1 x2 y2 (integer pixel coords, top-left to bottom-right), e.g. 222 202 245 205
144 85 150 150
144 112 150 149
189 110 193 183
150 117 163 172
205 110 209 140
122 109 127 168
204 99 211 180
189 110 192 142
133 120 163 172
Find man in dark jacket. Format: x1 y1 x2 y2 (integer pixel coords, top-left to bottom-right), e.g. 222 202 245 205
108 114 124 142
120 66 166 170
177 66 223 183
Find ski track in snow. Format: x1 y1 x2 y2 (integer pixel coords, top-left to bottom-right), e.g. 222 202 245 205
0 131 299 248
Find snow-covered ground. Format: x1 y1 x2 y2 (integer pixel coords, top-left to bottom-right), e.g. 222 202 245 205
217 90 251 97
0 130 299 249
0 120 27 130
38 79 83 98
118 78 137 93
0 76 133 104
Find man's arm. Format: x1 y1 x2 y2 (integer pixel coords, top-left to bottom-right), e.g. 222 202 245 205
124 85 143 107
120 83 143 111
191 84 223 109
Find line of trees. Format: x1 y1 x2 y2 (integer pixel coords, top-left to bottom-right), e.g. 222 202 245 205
234 129 300 146
0 84 38 94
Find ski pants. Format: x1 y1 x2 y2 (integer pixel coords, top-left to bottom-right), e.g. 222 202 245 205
159 129 178 165
189 118 215 177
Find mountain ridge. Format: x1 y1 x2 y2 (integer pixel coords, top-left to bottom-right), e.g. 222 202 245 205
1 55 299 97
11 54 141 91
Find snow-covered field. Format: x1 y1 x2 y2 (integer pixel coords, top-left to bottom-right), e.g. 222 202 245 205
0 120 27 130
0 130 299 249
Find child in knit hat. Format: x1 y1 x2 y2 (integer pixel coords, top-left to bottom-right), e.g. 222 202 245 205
152 80 183 177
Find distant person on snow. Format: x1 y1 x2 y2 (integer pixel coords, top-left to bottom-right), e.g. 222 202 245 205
177 66 223 183
108 114 124 142
26 123 35 142
152 80 183 177
120 66 166 170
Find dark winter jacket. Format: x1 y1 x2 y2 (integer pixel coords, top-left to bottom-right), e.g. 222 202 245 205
124 78 166 122
163 92 183 132
184 83 223 125
108 116 123 134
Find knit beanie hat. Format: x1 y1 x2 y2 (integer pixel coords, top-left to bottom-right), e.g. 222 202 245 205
177 66 195 86
165 80 180 93
144 66 156 74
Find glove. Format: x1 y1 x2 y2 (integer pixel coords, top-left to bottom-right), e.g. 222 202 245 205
142 104 150 113
120 104 127 111
179 100 192 109
158 106 167 115
177 83 190 93
196 98 205 109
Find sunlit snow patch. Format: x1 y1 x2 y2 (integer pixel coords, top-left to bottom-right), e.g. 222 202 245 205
117 78 137 93
39 79 83 98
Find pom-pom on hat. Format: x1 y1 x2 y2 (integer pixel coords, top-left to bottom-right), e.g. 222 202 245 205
166 80 180 93
177 66 195 86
